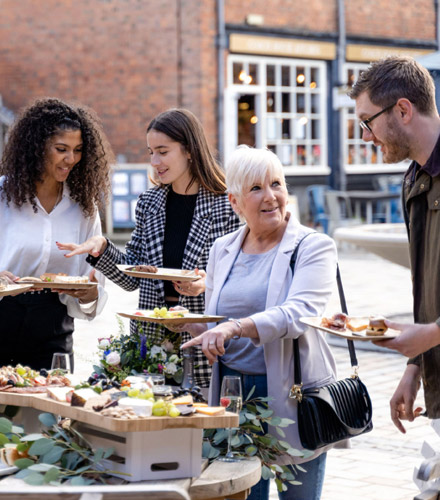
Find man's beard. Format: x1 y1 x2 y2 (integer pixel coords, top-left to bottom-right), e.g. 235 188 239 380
381 117 411 164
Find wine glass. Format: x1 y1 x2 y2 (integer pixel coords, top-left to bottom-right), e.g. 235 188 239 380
217 375 243 462
51 353 71 373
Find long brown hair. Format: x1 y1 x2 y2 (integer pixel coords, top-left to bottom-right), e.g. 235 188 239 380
0 97 114 216
147 108 226 195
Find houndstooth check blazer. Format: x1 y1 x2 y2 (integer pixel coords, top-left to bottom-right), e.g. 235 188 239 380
91 184 240 387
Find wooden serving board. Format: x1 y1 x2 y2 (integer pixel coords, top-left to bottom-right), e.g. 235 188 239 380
118 311 225 324
300 316 399 341
117 265 201 282
0 392 238 433
17 281 97 290
0 284 32 297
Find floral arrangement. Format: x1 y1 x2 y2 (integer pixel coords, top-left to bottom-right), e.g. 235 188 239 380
203 387 313 492
94 318 183 384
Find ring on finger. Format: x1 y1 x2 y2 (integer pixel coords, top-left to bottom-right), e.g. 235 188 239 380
209 340 216 345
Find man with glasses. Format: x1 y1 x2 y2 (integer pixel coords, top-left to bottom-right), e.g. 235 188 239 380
349 56 440 434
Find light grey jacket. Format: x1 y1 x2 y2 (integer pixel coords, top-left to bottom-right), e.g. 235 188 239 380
206 214 338 463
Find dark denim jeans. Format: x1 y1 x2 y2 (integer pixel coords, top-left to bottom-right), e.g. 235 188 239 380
219 362 327 500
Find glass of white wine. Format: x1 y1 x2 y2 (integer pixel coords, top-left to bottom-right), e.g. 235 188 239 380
217 375 243 462
51 353 71 373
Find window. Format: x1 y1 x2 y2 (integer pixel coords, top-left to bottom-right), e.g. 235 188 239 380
342 63 385 168
226 55 328 174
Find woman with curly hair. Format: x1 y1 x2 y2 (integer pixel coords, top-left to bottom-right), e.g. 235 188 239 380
0 97 113 371
58 108 240 388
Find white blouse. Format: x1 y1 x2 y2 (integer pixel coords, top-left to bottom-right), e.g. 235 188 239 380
0 178 107 319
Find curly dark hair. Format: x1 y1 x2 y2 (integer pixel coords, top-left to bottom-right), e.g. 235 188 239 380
0 97 114 217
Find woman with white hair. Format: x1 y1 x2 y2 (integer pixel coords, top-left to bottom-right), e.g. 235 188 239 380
181 146 338 500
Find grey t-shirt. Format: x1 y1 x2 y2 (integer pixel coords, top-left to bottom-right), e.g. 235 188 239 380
216 244 279 375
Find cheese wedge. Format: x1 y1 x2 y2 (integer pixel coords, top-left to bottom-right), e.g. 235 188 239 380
172 394 193 405
195 406 225 416
347 318 368 332
47 386 74 402
71 388 100 407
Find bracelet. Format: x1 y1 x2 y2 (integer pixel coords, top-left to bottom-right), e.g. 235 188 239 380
228 318 243 340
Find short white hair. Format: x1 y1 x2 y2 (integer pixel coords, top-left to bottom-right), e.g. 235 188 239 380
225 145 286 197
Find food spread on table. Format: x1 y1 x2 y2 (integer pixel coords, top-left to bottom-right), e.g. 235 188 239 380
0 365 224 423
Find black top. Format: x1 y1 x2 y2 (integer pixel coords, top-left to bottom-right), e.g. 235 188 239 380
163 188 198 298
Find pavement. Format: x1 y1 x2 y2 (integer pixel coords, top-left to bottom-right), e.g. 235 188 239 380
72 244 440 500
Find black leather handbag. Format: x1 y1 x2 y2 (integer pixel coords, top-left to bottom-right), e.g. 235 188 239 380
288 236 373 450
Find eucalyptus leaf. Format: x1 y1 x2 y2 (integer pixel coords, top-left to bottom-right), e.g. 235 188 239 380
278 418 295 427
72 464 93 474
244 412 256 420
272 464 283 473
295 464 307 473
288 480 302 485
231 434 241 447
93 448 104 463
42 445 65 464
44 467 61 483
29 438 55 456
0 418 12 434
270 416 281 426
15 468 32 479
14 458 35 469
245 445 258 456
261 464 274 480
278 440 291 449
11 425 24 434
16 442 29 453
202 440 220 459
213 429 228 445
0 433 10 445
286 447 304 457
11 435 21 444
23 472 45 486
38 413 57 427
20 433 44 442
258 409 273 419
103 447 115 459
70 476 87 486
275 427 285 438
245 386 255 400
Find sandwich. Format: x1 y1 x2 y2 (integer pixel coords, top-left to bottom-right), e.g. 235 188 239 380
16 276 43 283
366 316 388 336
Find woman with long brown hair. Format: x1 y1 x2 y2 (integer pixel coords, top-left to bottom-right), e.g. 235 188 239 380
0 97 113 370
58 108 240 387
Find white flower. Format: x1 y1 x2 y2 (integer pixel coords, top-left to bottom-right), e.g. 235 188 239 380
168 354 179 363
161 340 174 352
106 352 121 365
151 345 167 361
164 362 177 375
98 339 111 350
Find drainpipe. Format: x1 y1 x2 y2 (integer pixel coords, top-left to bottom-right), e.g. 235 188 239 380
336 0 347 191
217 0 226 160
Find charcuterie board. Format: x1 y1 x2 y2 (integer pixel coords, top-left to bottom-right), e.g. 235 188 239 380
118 310 225 325
300 316 399 341
117 265 201 282
17 281 97 290
0 391 238 432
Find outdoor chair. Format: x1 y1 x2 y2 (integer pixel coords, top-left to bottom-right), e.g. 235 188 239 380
306 185 330 233
373 175 403 223
325 190 362 236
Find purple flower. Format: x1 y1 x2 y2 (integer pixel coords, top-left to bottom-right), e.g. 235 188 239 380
140 334 147 360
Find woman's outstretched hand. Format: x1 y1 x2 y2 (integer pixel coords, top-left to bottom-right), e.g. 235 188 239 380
57 236 107 258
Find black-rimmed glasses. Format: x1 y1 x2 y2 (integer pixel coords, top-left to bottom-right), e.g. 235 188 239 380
360 102 397 133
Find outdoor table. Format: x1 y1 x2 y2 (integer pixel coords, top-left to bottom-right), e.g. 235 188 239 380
0 457 261 499
0 391 261 498
344 190 401 224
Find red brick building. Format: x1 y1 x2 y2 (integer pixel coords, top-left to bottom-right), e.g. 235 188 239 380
0 0 438 222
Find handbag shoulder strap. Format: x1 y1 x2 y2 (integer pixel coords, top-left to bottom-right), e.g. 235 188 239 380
290 232 358 386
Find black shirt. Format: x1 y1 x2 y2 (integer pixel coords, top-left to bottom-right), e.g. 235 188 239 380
163 188 198 298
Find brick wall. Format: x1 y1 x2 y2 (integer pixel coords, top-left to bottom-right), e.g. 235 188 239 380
0 0 218 162
0 0 437 162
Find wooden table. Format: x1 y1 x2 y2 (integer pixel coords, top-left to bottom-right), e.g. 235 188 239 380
344 190 401 224
0 457 262 499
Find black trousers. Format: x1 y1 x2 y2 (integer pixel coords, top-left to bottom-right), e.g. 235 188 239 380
0 290 74 371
